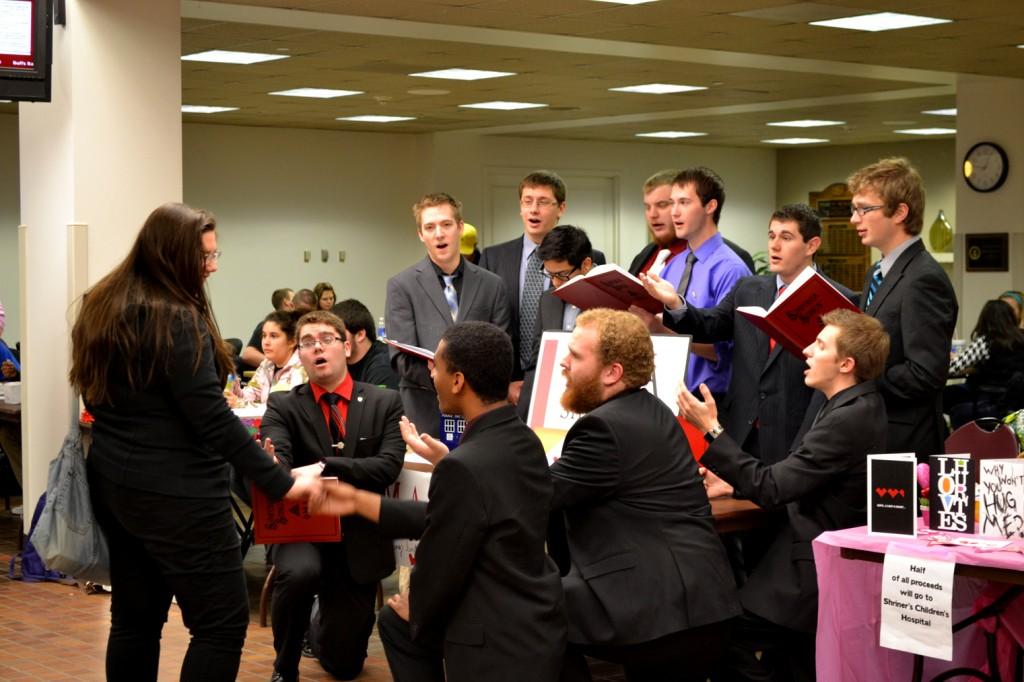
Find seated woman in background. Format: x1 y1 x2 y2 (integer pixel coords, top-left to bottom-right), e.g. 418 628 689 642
945 298 1024 428
313 281 336 311
236 310 306 404
0 339 19 381
999 290 1023 328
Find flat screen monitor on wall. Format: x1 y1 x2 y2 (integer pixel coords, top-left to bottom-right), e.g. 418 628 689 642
0 0 53 102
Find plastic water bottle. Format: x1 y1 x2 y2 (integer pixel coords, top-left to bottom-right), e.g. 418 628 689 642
377 316 386 339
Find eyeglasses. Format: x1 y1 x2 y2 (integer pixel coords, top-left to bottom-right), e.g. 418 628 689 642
520 197 560 210
298 335 343 350
543 267 578 283
203 250 222 263
850 204 885 218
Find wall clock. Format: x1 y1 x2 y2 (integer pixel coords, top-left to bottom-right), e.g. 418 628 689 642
963 141 1009 193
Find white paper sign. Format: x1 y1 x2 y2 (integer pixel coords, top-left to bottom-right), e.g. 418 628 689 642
978 459 1024 540
526 331 691 430
879 552 955 660
385 468 431 567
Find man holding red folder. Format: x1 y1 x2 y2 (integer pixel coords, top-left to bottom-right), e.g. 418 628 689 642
260 310 404 682
642 203 855 465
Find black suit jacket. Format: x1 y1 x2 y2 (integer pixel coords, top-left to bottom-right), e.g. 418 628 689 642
627 238 756 276
479 236 605 378
663 272 856 462
385 256 510 437
378 406 566 681
701 380 887 633
861 239 957 458
88 317 292 501
549 388 741 646
261 381 405 584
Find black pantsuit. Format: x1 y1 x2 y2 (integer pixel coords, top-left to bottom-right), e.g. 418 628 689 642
270 541 378 679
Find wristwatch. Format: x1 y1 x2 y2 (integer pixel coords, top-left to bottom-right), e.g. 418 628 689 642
703 424 724 444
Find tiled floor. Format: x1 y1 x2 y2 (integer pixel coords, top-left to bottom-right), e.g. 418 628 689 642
0 500 626 681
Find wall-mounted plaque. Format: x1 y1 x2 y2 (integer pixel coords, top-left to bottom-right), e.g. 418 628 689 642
965 233 1008 272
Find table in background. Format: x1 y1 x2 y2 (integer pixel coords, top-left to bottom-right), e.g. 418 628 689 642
0 398 22 487
814 524 1024 681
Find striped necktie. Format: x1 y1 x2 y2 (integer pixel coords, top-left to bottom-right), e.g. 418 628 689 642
865 263 883 308
442 274 458 321
321 392 345 446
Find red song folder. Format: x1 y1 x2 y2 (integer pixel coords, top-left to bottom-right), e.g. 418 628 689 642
252 481 342 545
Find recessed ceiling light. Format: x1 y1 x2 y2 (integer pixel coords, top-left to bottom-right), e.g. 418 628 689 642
635 131 707 139
459 101 547 110
410 68 515 81
408 88 451 96
767 119 844 128
270 88 363 98
610 83 706 95
0 100 11 103
181 50 289 64
181 105 239 114
761 138 829 145
922 108 957 116
894 128 956 135
810 12 951 32
336 115 416 123
592 0 659 4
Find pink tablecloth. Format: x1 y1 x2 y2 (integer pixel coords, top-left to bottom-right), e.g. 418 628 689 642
813 525 1024 681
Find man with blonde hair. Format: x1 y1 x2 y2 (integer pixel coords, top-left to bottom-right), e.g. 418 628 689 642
848 157 956 460
551 308 740 681
679 308 889 681
386 192 510 437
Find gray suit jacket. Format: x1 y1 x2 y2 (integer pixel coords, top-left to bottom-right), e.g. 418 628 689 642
385 256 510 437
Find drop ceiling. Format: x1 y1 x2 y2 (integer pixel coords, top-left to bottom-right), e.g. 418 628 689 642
8 0 1024 146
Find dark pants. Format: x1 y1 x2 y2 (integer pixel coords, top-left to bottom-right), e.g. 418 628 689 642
377 603 446 682
89 468 250 682
711 610 815 682
560 619 735 682
270 541 377 681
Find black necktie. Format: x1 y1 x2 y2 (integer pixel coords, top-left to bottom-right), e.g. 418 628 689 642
321 393 344 445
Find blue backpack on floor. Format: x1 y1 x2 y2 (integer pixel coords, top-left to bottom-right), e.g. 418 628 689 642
8 493 64 582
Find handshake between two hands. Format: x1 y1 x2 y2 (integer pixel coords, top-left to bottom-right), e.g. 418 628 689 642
277 415 451 515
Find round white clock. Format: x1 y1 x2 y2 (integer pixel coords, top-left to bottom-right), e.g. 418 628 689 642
963 141 1009 193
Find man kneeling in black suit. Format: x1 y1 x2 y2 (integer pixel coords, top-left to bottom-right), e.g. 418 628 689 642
679 309 889 681
552 308 741 682
260 311 405 682
311 321 567 682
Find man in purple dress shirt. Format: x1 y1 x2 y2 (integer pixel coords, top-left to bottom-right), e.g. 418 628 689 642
658 167 751 397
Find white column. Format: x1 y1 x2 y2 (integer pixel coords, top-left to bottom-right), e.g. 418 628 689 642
18 0 182 527
954 75 1024 337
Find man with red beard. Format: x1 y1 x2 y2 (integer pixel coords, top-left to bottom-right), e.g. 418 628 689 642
549 308 740 682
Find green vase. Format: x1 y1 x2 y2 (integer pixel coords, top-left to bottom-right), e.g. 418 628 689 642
929 210 953 252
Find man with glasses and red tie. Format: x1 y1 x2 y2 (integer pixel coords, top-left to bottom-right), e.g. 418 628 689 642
260 310 405 682
516 224 594 419
479 171 605 409
847 157 957 461
386 192 510 439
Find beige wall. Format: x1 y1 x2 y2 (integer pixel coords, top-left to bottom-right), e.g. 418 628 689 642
0 114 19 345
4 118 967 345
776 138 957 243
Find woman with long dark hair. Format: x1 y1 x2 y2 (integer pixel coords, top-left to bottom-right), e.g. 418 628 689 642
945 299 1024 427
70 203 314 681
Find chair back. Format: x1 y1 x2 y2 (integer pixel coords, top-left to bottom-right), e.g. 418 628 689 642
944 418 1019 478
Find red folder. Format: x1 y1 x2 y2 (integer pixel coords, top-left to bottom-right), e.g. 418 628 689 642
735 267 859 357
251 484 342 545
552 264 663 314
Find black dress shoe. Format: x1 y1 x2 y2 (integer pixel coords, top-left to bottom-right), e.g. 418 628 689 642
270 671 297 682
